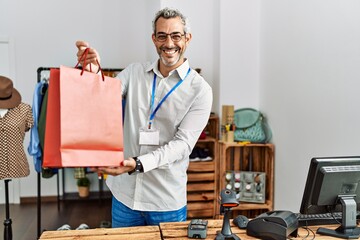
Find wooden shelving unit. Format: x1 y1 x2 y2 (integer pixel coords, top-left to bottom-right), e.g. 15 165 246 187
187 114 219 219
218 142 275 218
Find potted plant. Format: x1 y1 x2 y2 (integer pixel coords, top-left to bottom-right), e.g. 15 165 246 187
77 176 91 198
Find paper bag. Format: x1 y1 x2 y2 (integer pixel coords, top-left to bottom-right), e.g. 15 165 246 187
43 66 124 167
43 68 62 167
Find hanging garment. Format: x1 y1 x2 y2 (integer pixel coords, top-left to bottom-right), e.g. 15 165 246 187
28 80 48 172
38 87 48 153
0 103 34 179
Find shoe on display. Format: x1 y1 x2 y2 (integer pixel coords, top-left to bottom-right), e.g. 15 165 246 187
189 147 200 161
76 223 90 230
100 220 111 228
57 224 71 231
198 148 213 161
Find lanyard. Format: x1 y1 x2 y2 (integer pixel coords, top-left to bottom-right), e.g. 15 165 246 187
149 68 191 129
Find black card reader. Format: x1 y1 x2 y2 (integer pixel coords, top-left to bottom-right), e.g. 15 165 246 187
188 219 208 239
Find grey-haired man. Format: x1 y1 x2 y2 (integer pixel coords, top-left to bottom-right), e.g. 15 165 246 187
76 7 212 227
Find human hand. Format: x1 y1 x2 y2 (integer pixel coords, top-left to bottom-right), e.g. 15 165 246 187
75 40 101 73
90 158 137 176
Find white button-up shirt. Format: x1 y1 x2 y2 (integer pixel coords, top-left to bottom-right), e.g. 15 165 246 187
106 59 213 211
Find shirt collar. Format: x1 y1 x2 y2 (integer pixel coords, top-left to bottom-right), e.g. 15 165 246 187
146 59 191 80
0 109 9 118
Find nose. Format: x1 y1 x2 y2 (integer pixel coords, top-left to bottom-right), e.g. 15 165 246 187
164 36 175 46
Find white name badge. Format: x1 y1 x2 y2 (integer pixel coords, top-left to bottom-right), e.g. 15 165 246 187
139 127 160 145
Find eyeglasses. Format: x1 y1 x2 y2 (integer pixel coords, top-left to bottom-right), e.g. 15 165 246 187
155 32 186 42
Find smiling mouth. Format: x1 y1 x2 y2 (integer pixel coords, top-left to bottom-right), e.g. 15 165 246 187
161 47 179 56
164 49 177 54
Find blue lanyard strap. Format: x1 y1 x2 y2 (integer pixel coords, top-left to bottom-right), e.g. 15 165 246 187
149 68 191 128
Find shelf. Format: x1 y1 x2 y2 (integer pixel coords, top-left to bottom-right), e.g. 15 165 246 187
187 172 215 182
197 136 217 143
232 200 273 211
188 161 215 172
218 142 275 218
218 141 274 149
187 192 215 202
187 114 219 219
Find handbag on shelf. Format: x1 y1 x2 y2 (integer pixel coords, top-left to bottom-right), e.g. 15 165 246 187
43 49 124 167
233 108 272 143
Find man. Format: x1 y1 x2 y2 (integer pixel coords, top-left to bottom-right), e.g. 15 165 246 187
76 7 212 227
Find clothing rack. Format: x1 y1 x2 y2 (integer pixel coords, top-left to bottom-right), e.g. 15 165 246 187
36 67 55 239
3 179 13 240
35 66 123 238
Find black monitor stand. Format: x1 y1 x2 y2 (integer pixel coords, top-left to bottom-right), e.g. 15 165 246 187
3 179 13 240
317 196 360 239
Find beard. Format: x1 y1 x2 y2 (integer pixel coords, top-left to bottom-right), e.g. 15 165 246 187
158 46 183 67
159 54 181 67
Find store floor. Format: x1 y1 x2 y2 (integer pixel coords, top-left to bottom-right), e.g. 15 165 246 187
0 198 111 240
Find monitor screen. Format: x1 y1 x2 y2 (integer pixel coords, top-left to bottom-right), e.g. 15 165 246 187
299 156 360 238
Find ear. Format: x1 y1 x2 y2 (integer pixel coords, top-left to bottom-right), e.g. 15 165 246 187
185 33 192 44
152 33 156 44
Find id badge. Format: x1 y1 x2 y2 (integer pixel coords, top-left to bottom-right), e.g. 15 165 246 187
139 127 160 145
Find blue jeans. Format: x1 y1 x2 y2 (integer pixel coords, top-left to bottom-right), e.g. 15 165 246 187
111 196 187 227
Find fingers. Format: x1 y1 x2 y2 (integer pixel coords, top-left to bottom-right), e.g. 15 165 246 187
96 166 131 176
97 167 121 176
76 50 99 64
75 40 101 73
76 40 89 50
122 159 134 167
89 159 136 176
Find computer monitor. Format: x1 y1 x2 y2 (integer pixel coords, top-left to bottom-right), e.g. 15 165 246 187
300 156 360 239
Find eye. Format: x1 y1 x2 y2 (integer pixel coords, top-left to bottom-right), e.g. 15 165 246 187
156 34 167 41
156 32 185 42
170 34 182 41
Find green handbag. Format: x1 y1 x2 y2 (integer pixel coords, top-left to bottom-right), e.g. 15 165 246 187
233 108 272 143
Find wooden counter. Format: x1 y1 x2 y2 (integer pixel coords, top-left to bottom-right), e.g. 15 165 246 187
160 220 353 240
40 219 355 240
39 225 161 240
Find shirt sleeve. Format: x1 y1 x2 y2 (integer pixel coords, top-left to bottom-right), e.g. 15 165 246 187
117 65 131 97
24 103 34 132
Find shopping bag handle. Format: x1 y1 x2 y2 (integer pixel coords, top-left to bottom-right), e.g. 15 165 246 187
75 48 105 81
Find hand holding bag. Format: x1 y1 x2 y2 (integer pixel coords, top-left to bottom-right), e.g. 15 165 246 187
233 108 272 143
43 49 124 167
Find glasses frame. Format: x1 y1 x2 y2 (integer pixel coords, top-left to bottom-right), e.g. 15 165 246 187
155 32 187 42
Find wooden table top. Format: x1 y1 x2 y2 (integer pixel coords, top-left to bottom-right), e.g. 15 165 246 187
160 220 350 240
39 225 161 240
39 219 354 240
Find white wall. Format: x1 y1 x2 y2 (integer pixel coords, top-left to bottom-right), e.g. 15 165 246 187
2 0 360 215
259 0 360 212
219 1 260 111
0 0 219 200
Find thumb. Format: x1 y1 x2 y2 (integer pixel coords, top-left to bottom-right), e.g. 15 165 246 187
76 40 89 50
122 159 133 167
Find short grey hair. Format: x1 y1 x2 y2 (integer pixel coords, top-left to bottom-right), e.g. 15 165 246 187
152 7 191 34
